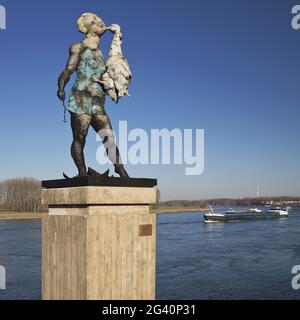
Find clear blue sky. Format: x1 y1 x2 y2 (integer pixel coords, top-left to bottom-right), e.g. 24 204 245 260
0 0 299 200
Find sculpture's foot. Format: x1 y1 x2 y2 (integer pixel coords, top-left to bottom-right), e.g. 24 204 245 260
87 167 110 177
63 172 89 179
115 165 130 178
63 172 70 179
63 167 129 179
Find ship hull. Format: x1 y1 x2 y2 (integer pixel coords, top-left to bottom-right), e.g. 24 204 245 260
204 211 288 223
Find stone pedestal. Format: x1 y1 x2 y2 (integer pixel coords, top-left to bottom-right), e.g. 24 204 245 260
41 179 157 300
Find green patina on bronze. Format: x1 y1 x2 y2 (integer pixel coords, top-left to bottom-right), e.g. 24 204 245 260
68 47 107 115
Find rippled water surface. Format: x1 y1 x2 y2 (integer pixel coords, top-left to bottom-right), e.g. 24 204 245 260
1 207 300 300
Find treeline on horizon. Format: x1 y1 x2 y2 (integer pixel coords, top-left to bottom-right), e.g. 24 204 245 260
0 178 43 212
160 197 300 208
0 177 300 212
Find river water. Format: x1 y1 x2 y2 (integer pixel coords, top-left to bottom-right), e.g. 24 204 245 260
0 207 300 300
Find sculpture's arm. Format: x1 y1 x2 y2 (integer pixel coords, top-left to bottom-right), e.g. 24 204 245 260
57 43 83 101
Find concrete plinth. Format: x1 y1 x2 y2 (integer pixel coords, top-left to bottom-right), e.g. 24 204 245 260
42 185 157 300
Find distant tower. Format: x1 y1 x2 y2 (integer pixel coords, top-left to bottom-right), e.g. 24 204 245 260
256 181 260 197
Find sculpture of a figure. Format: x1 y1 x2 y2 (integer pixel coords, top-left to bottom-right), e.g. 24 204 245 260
57 13 130 178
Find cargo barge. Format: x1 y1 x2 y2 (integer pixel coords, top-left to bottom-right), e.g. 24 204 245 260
204 207 289 223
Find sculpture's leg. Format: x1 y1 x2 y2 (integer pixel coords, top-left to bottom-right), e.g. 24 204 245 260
91 113 129 178
70 112 91 176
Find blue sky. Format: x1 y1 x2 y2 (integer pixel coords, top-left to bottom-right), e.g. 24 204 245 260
0 0 299 200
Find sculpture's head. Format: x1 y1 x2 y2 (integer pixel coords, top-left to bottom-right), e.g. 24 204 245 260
77 13 106 36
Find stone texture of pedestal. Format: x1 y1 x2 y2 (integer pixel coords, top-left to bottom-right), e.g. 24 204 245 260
42 181 157 300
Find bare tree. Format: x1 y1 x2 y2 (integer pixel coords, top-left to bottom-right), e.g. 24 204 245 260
0 178 42 212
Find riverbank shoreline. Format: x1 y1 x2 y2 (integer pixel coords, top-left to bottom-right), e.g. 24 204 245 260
0 211 47 220
153 207 208 214
0 207 208 220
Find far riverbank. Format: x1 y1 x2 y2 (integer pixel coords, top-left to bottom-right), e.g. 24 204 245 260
152 207 208 214
0 211 47 220
0 207 208 220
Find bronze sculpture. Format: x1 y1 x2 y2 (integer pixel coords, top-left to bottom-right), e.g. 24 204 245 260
57 13 131 178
